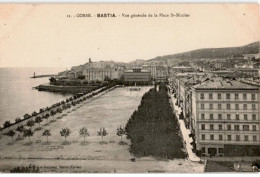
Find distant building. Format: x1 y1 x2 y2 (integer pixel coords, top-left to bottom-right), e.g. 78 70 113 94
191 79 260 156
142 65 167 82
124 68 151 82
83 67 123 81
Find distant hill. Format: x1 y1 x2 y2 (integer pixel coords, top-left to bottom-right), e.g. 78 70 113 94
147 41 260 63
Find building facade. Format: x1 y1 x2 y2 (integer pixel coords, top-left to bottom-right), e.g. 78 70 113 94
191 79 260 156
124 68 151 82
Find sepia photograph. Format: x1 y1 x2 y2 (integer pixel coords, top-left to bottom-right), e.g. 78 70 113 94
0 3 259 173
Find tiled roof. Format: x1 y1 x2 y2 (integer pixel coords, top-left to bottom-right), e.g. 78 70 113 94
192 79 259 90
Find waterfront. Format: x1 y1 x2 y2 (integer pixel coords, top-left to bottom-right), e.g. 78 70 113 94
0 86 204 172
0 67 70 125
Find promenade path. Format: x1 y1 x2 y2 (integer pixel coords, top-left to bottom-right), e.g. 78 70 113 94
168 87 200 162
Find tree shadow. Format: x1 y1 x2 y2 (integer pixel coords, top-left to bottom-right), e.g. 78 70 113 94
7 142 15 146
99 141 108 145
42 142 51 145
62 141 71 145
80 141 89 146
118 141 128 146
23 142 33 146
34 127 42 131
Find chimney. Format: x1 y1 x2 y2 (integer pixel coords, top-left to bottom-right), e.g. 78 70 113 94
89 58 92 63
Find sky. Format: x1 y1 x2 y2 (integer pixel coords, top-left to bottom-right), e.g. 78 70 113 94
0 4 259 67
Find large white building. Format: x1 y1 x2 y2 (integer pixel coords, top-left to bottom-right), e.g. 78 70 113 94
191 79 260 156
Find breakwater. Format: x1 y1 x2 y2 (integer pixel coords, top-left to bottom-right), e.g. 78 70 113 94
35 84 98 94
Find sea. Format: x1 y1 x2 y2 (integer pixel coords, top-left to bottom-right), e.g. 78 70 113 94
0 67 72 125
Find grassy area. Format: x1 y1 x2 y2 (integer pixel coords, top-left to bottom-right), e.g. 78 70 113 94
125 83 186 159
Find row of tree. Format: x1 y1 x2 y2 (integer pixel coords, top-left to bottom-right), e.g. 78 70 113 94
125 83 186 159
2 85 115 130
6 126 126 144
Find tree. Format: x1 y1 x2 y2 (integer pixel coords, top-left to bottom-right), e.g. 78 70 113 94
116 126 126 142
7 130 16 142
26 120 35 128
23 113 30 119
60 127 71 141
79 127 90 142
16 125 25 133
97 128 108 141
42 129 51 143
23 129 34 142
44 113 50 124
15 117 22 123
32 111 37 116
3 120 11 128
35 116 42 127
50 110 56 120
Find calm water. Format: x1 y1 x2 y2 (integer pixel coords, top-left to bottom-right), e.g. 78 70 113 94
0 67 71 125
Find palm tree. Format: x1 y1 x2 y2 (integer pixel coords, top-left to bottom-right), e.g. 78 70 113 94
42 129 51 143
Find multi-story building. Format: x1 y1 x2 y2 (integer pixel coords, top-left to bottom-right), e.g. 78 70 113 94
83 67 123 81
124 68 151 82
191 79 260 156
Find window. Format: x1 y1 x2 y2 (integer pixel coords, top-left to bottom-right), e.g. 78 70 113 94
243 104 247 110
201 114 205 120
227 114 231 120
253 136 257 142
202 134 205 140
218 114 222 120
226 93 230 100
200 93 204 99
235 104 239 110
219 135 223 140
235 93 239 100
244 135 248 141
218 93 221 99
236 135 240 141
210 134 214 140
236 114 239 120
202 147 205 153
201 104 204 109
219 124 222 130
209 93 213 99
252 125 256 131
218 104 222 110
252 104 256 110
210 114 214 120
227 104 231 110
252 114 256 121
234 125 239 131
244 114 248 120
243 125 249 131
227 125 231 131
243 94 247 100
210 124 214 130
251 94 256 101
201 124 205 130
209 104 213 110
228 135 231 141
